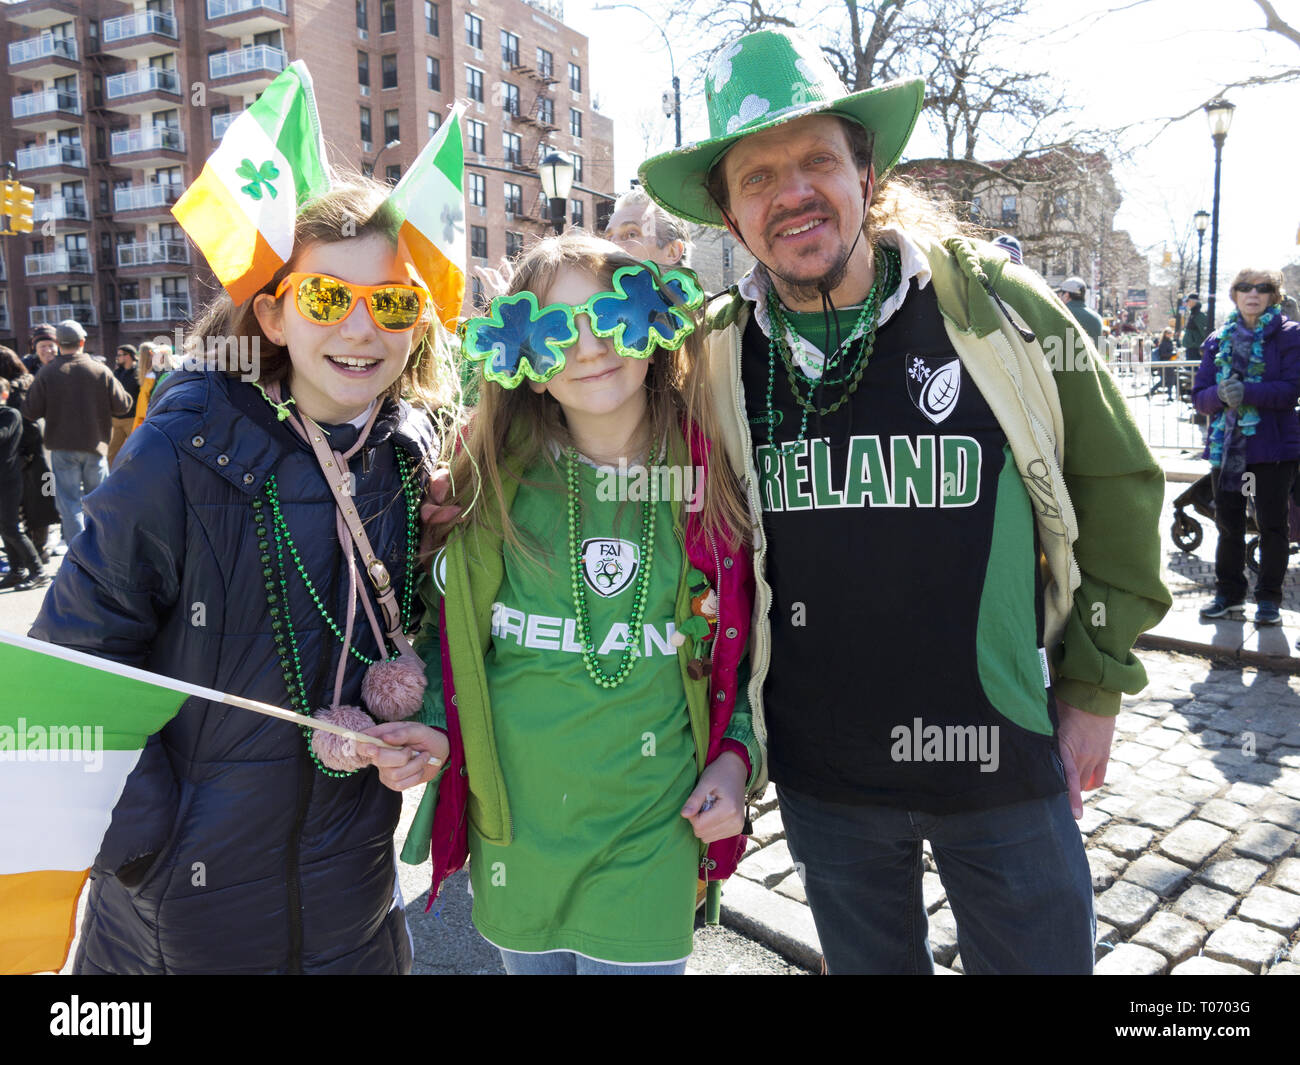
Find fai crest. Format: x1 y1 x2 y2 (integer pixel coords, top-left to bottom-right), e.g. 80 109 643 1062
580 538 640 598
430 547 448 595
905 355 962 424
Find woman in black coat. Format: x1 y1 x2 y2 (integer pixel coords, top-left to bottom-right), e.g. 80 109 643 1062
30 179 455 973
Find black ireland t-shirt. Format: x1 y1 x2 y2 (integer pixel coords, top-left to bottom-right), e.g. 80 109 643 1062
742 280 1065 813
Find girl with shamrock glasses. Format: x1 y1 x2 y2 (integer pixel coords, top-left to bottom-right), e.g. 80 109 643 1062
29 178 462 974
371 231 763 974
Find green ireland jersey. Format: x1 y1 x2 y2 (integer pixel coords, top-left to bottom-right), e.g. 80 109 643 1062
469 456 700 963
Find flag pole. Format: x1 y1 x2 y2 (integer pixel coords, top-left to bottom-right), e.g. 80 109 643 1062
0 629 404 752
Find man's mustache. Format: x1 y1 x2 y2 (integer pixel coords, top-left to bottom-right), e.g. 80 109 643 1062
765 201 837 244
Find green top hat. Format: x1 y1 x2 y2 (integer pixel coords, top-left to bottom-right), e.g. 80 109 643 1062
638 30 924 228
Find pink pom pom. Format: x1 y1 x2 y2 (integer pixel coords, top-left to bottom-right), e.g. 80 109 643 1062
362 654 427 722
310 705 376 772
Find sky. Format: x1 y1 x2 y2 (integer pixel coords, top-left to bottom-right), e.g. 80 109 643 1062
567 0 1300 298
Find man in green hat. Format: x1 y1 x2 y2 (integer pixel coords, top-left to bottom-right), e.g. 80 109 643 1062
640 28 1170 975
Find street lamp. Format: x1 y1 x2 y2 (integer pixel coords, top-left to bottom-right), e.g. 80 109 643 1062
1193 209 1209 295
1204 98 1234 328
592 3 681 148
539 149 574 233
370 138 401 183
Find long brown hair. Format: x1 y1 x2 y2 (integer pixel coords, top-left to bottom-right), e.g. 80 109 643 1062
440 231 750 556
188 174 459 418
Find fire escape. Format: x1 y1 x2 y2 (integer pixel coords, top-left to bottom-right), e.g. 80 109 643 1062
506 54 560 232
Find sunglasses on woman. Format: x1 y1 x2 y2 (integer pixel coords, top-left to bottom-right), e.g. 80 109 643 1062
274 272 429 332
1233 282 1277 295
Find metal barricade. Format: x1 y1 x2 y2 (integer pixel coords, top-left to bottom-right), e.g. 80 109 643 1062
1107 349 1209 452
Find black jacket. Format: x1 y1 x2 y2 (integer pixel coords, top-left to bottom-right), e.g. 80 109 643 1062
31 371 436 974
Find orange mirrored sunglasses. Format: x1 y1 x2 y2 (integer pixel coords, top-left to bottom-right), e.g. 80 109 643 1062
274 272 429 332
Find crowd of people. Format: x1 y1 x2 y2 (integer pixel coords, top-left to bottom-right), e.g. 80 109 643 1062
41 26 1300 977
0 325 179 590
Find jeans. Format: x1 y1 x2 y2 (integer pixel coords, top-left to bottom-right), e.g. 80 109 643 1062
49 449 108 542
777 785 1095 974
1212 461 1297 603
498 948 688 975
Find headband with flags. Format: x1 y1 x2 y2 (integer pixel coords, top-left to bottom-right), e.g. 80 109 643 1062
172 63 465 323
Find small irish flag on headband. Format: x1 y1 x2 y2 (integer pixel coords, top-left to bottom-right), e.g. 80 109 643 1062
387 102 467 330
172 61 330 305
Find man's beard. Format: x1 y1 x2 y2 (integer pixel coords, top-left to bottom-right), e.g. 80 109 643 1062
765 218 872 305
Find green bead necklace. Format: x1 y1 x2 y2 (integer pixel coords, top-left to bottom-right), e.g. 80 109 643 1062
566 446 659 690
760 244 900 455
256 447 423 778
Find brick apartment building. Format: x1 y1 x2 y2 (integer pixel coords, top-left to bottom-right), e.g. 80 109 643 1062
0 0 615 357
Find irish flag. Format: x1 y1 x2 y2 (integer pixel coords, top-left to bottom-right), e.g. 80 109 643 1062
172 61 330 304
387 103 467 329
0 630 391 974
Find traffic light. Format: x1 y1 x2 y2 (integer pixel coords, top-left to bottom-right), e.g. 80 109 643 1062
0 181 13 230
8 181 34 233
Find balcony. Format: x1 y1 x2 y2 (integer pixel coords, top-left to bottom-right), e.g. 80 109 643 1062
208 44 286 95
116 241 190 269
110 125 185 167
29 303 97 328
24 249 93 277
11 87 82 131
100 9 178 60
8 33 78 80
32 197 90 226
114 183 183 218
120 297 192 323
206 0 288 38
16 141 85 180
105 67 182 112
212 109 244 140
3 0 81 30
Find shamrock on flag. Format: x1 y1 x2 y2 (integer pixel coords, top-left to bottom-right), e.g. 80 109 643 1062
172 61 330 304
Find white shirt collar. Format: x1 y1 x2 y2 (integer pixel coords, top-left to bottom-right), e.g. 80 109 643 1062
736 224 932 341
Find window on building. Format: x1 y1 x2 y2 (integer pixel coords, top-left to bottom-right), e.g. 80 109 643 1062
469 172 486 207
467 119 485 154
537 48 553 79
386 164 401 185
470 274 484 306
503 82 519 117
501 30 519 67
356 0 367 31
384 109 399 142
427 110 440 138
569 108 582 139
970 195 981 221
503 132 522 166
723 245 733 270
465 13 482 50
538 97 553 125
570 198 584 227
382 53 397 90
357 51 370 91
359 105 372 144
470 224 487 259
466 67 483 103
506 231 523 259
1001 194 1017 223
1054 192 1069 217
380 0 395 33
425 0 438 36
427 56 439 90
504 181 523 214
569 63 581 93
571 153 583 183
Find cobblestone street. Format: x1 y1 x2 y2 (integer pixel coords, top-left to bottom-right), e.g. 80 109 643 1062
720 649 1300 975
